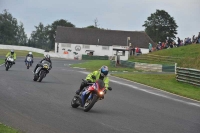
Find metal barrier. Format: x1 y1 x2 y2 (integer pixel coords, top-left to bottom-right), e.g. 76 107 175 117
82 55 109 60
176 67 200 86
112 60 175 72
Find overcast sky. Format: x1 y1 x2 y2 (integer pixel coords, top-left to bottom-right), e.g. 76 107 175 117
0 0 199 41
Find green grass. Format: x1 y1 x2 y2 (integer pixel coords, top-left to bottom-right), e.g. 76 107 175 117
0 59 4 65
71 60 140 72
0 123 20 133
129 44 200 69
150 44 200 58
0 49 44 57
112 73 200 101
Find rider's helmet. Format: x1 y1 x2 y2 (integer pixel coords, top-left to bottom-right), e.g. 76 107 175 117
100 66 109 77
10 50 14 55
29 52 32 55
45 54 50 61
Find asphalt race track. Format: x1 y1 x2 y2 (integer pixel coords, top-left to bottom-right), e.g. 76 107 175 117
0 57 200 133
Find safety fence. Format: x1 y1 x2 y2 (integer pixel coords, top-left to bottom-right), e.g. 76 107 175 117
82 55 109 60
110 60 175 72
176 67 200 86
0 44 45 54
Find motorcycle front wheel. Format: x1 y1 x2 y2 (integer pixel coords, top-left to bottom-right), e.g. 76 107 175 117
5 63 9 71
71 96 80 108
38 70 45 82
83 94 98 112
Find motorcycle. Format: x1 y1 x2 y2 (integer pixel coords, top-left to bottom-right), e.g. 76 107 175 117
26 56 33 69
5 56 15 71
33 61 50 82
71 79 112 112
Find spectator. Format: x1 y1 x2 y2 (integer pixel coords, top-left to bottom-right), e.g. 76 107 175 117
149 43 152 52
198 32 200 43
192 35 196 43
162 42 165 49
177 37 181 47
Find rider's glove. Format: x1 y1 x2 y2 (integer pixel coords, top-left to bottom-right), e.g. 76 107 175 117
103 89 107 94
91 75 96 80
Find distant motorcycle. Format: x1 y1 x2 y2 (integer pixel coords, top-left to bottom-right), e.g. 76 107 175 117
25 56 33 69
5 56 15 71
33 61 50 82
71 79 112 112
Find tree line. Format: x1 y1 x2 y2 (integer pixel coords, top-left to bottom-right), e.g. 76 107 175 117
0 9 178 51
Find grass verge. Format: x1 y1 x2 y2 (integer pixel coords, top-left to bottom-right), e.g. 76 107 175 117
0 49 44 57
112 73 200 101
71 60 200 101
0 123 20 133
0 59 4 65
71 60 141 72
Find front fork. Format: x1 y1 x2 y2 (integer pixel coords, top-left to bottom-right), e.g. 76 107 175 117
81 91 93 107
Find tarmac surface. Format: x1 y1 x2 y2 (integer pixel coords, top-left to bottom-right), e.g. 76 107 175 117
0 57 200 133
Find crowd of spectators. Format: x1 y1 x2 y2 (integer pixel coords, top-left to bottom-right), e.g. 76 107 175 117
149 32 200 52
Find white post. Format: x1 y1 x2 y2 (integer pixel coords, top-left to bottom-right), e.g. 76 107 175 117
175 63 177 74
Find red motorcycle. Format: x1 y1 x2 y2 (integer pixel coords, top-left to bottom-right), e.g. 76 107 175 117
71 79 112 112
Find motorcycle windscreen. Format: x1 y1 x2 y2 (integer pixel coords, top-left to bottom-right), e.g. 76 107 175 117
41 60 50 65
96 79 105 90
27 57 32 61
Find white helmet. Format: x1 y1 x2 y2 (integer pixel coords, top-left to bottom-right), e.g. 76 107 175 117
45 54 50 61
29 52 32 55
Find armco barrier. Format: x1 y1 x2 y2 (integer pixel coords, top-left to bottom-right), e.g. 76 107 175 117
82 55 109 60
111 60 175 72
110 60 116 67
176 67 200 86
0 44 45 54
162 65 175 72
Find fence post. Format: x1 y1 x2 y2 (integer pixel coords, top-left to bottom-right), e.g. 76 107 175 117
175 63 177 74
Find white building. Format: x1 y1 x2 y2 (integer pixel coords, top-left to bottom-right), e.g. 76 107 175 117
55 27 154 60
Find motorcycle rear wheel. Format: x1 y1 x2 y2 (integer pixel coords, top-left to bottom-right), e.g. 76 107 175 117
83 94 98 112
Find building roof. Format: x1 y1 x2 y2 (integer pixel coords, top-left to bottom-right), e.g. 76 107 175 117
55 26 154 48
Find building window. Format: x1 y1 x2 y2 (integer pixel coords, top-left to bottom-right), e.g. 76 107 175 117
83 45 90 49
102 46 109 50
61 43 71 48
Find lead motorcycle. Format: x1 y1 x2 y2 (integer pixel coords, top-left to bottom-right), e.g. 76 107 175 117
5 56 15 71
25 56 33 69
33 60 50 82
71 79 112 112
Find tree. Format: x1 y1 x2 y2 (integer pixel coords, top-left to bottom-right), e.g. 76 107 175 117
16 22 28 46
143 9 178 43
30 22 50 50
48 19 75 50
0 9 18 45
85 25 99 29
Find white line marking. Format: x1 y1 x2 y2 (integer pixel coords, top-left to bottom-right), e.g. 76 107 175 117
78 71 200 107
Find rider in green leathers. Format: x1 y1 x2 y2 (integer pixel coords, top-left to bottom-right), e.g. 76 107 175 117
5 50 16 65
76 66 110 95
